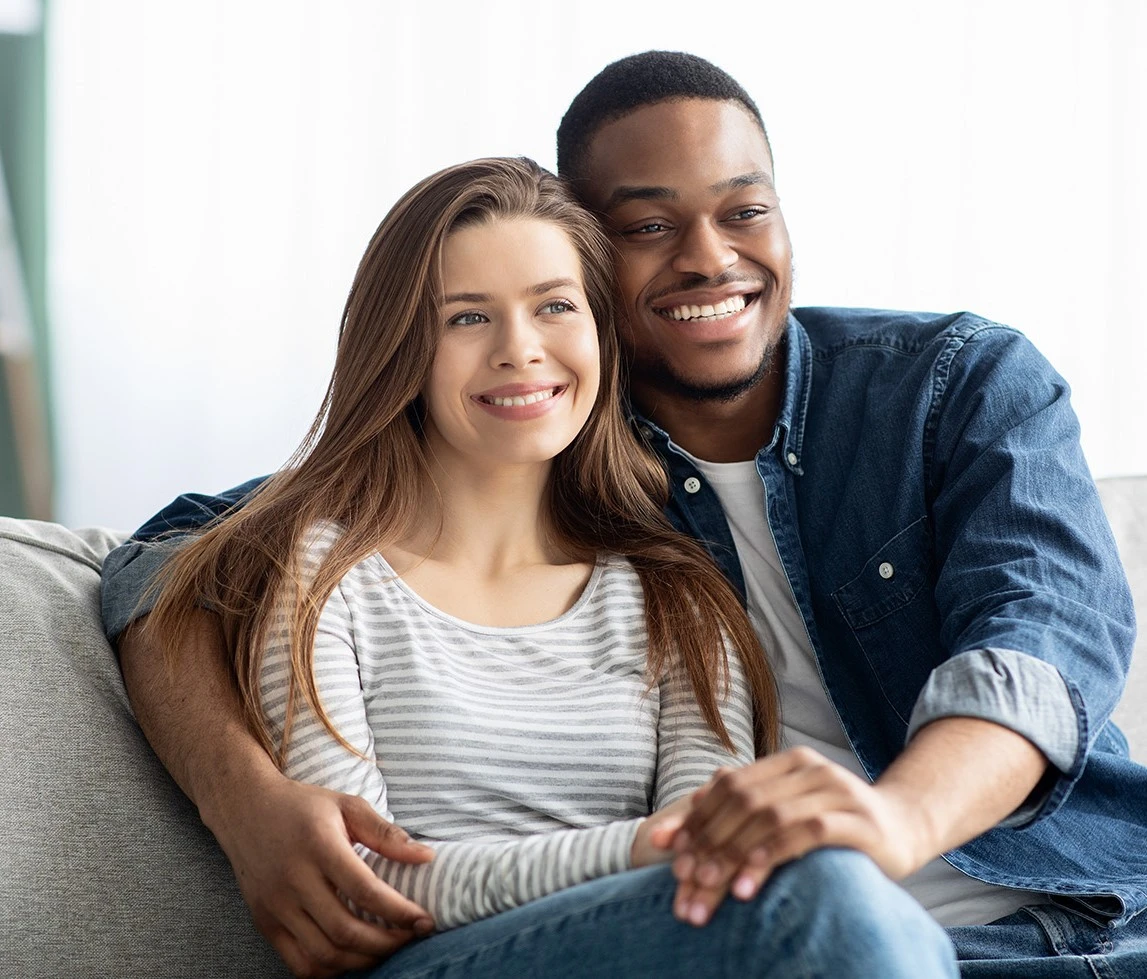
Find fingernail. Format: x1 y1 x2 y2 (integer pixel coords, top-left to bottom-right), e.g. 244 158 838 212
733 875 756 900
414 917 434 936
673 830 691 853
688 902 709 926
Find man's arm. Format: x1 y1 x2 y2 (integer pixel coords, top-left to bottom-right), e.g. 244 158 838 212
119 612 435 977
104 482 435 978
655 717 1045 924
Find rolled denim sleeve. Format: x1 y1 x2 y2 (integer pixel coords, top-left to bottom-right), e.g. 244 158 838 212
906 647 1081 826
98 475 270 644
100 538 185 643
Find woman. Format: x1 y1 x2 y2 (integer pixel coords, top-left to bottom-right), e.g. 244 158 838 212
142 157 776 941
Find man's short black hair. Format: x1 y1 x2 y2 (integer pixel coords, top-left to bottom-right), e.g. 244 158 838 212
557 51 771 185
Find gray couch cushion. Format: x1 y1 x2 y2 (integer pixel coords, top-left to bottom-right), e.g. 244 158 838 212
0 518 287 978
1098 476 1147 758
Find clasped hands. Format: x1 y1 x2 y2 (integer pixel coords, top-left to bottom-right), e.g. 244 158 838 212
634 746 933 926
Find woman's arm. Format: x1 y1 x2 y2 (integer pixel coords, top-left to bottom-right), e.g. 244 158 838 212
263 547 752 932
652 638 757 812
262 561 643 931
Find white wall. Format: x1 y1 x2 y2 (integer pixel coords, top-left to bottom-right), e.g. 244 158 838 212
47 0 1147 528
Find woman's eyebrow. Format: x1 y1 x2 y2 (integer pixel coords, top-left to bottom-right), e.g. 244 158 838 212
443 279 580 305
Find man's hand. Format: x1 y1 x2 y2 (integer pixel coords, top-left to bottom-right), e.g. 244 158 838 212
662 748 928 924
117 611 435 977
658 719 1048 926
208 772 435 978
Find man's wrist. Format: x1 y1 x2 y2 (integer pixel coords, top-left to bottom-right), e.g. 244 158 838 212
872 777 942 875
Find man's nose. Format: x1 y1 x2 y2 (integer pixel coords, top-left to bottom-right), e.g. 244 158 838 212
672 220 737 279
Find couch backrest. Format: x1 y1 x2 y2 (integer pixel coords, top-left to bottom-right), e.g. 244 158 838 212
1098 476 1147 753
0 518 288 978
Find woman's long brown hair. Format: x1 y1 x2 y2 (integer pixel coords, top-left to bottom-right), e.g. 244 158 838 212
143 157 779 763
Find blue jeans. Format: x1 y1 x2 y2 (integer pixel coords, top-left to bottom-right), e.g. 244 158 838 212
360 849 958 978
950 903 1147 977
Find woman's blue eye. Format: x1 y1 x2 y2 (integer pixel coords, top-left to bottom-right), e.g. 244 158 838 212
449 311 487 327
542 299 575 314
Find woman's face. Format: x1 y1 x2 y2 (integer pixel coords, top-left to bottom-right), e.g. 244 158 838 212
422 217 601 473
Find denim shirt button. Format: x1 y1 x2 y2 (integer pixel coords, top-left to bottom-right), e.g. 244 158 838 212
878 562 895 579
787 452 799 466
683 477 702 494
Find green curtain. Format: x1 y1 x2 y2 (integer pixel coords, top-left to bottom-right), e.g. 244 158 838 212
0 9 51 518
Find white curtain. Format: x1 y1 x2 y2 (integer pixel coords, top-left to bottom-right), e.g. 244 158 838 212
47 0 1147 528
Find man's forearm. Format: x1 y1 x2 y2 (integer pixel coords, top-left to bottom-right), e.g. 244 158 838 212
875 715 1049 870
119 608 281 831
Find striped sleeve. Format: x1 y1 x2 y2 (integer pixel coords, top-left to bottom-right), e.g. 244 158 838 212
259 547 642 931
652 639 756 810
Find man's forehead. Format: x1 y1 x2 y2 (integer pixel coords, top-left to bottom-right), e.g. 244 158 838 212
579 99 774 205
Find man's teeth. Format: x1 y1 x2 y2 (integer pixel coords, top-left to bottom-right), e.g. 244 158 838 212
482 388 558 407
660 295 748 321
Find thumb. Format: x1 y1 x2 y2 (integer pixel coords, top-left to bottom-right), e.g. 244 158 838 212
647 811 690 850
341 796 434 863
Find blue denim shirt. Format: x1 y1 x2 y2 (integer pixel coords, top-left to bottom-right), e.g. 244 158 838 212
640 307 1145 924
101 306 1147 924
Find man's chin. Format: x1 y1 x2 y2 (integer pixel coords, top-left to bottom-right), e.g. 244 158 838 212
633 351 777 405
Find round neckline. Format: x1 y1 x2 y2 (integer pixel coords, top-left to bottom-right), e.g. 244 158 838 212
364 552 610 635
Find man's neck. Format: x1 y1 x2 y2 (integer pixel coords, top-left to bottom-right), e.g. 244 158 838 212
634 370 783 463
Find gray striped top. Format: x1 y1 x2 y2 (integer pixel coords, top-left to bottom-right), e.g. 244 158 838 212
259 523 755 930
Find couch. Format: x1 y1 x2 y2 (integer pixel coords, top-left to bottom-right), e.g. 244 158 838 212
1 475 1144 978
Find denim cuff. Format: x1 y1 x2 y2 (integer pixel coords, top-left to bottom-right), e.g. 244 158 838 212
906 647 1080 826
100 538 184 643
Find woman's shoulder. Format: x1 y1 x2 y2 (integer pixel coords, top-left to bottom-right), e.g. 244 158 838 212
580 554 646 614
294 519 385 586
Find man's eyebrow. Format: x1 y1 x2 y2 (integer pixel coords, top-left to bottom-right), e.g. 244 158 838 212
601 185 678 210
709 170 775 193
442 279 580 305
602 171 775 211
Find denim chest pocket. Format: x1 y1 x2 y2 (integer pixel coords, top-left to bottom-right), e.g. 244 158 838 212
833 516 931 630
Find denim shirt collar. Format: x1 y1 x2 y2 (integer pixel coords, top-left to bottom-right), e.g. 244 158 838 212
628 312 811 475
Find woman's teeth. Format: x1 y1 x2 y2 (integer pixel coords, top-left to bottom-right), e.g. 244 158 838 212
481 388 558 407
659 294 748 321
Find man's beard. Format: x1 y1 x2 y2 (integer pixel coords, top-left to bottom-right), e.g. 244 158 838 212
629 337 782 404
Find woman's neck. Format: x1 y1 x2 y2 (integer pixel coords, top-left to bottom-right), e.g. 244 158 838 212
397 447 568 574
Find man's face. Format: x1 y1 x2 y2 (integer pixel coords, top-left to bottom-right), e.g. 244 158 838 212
580 99 792 405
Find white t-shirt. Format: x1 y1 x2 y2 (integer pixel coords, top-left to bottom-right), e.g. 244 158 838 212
687 455 1046 926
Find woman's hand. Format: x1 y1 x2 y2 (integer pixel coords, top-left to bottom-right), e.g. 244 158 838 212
631 795 695 867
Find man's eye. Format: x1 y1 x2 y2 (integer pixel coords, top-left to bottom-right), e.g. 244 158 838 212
730 207 768 221
448 311 487 327
541 299 576 314
623 222 671 236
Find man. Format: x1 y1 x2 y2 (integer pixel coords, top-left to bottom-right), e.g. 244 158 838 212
103 52 1146 977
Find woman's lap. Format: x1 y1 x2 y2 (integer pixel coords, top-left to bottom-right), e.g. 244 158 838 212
359 849 957 979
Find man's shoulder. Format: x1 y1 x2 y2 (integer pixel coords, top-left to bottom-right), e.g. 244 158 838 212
791 306 1020 359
